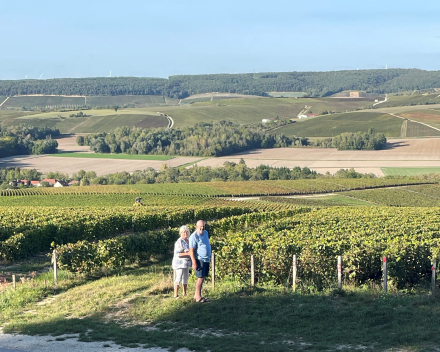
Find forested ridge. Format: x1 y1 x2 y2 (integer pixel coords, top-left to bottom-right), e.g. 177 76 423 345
1 69 440 98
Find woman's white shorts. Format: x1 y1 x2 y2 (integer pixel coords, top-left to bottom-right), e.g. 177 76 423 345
174 268 189 285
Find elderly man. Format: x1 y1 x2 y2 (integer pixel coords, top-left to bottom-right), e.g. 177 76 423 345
189 220 212 303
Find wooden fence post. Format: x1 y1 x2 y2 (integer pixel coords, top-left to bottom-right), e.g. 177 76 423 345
337 256 342 290
292 255 297 292
211 252 215 290
383 256 387 294
432 258 437 296
53 250 58 285
12 274 16 290
251 255 255 287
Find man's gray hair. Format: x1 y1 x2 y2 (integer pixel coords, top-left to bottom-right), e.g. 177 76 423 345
179 225 190 236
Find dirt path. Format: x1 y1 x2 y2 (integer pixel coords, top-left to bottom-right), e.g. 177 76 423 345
372 94 387 107
389 112 440 132
0 97 9 107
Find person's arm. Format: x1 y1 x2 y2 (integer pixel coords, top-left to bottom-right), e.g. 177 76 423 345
179 251 190 258
189 247 197 270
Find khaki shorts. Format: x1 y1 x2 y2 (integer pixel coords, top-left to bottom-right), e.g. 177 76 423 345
174 268 189 285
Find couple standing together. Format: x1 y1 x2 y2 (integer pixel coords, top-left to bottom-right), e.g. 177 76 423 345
172 220 211 303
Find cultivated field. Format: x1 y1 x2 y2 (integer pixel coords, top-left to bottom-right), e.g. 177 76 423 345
160 97 371 128
0 95 178 109
274 111 403 137
374 93 440 108
11 109 169 133
3 136 440 177
193 138 440 176
0 154 201 176
398 109 440 130
2 95 85 109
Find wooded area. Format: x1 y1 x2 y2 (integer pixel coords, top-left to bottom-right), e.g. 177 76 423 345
0 125 59 157
1 69 440 98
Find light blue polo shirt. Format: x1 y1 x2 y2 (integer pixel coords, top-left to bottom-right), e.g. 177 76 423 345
189 229 211 262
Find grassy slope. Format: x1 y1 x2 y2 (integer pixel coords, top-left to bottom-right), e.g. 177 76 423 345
273 111 402 137
2 264 440 352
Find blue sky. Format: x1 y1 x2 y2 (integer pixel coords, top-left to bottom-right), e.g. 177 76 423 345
1 0 439 79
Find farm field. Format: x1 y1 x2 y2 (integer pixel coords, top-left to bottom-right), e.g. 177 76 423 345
272 111 402 137
4 137 440 177
382 167 440 176
397 109 440 130
193 138 440 176
0 178 429 199
51 153 173 160
406 120 440 137
4 95 440 134
0 154 202 176
0 95 178 109
263 194 375 206
2 95 85 109
10 108 169 133
160 97 371 128
374 93 440 108
342 184 440 206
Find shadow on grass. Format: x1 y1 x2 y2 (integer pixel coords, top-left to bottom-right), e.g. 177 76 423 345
4 287 440 352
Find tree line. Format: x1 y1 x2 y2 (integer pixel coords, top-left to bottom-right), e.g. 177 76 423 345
312 129 387 150
77 121 307 157
0 163 375 189
78 123 386 157
0 125 59 157
1 69 440 98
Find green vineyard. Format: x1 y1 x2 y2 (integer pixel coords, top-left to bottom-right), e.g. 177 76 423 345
1 178 440 292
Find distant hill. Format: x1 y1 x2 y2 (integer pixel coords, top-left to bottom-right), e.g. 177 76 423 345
1 69 440 98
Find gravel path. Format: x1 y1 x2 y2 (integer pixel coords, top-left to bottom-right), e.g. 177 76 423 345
0 332 191 352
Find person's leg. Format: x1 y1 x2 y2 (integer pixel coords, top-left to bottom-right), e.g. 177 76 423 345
182 268 189 296
174 269 183 298
195 277 204 301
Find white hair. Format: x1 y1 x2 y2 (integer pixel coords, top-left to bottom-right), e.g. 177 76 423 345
179 225 190 236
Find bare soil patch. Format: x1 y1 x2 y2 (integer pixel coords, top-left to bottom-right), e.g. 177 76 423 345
194 139 440 177
0 155 201 176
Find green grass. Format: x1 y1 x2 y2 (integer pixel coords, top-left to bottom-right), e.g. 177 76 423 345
273 111 402 137
382 167 440 176
3 262 440 351
50 152 173 160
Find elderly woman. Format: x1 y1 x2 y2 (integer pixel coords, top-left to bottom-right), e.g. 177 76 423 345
172 225 192 298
